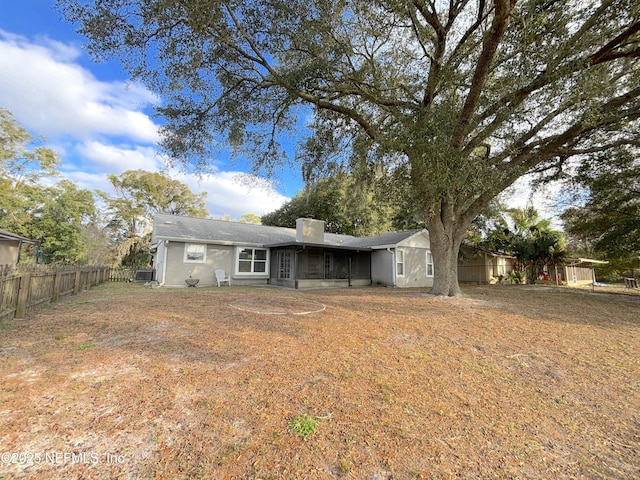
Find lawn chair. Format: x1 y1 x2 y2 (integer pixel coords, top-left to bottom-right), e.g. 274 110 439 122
215 269 231 287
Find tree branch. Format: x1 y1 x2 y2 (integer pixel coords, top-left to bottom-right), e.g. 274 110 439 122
591 19 640 65
412 0 448 108
447 0 488 64
452 0 515 149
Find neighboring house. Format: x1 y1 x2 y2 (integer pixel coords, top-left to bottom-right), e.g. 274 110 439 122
0 229 38 266
458 243 516 284
457 243 606 287
555 258 609 287
150 214 434 288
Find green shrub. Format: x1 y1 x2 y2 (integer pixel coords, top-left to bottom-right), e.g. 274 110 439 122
288 414 318 440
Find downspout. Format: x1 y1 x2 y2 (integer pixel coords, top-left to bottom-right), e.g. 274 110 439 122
348 253 352 287
161 240 169 285
16 239 23 264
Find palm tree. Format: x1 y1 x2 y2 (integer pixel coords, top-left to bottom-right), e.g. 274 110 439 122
485 208 566 283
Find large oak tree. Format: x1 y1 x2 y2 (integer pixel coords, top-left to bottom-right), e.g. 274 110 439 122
58 0 640 295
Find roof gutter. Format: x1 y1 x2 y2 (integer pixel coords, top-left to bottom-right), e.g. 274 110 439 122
155 236 265 248
565 258 609 266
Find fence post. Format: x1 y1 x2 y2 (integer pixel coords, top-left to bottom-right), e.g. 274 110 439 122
52 270 63 303
15 273 31 319
73 270 82 295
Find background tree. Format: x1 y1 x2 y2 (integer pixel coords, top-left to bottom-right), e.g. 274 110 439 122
99 169 209 267
1 108 101 263
262 170 395 236
211 213 262 223
561 147 640 276
100 169 209 238
59 0 640 295
79 221 116 265
0 108 60 236
28 180 96 264
240 213 262 224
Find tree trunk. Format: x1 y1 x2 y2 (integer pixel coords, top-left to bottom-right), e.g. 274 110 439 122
427 205 466 297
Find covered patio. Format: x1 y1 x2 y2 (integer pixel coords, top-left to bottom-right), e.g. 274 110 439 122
268 244 372 289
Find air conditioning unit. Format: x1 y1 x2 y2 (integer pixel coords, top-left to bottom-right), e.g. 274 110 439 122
135 269 155 282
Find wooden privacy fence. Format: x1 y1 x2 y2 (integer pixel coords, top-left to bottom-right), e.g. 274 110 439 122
0 266 112 320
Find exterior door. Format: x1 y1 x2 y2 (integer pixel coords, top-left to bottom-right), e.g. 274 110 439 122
278 251 292 280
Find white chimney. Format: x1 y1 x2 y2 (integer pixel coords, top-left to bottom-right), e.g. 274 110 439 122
296 218 325 244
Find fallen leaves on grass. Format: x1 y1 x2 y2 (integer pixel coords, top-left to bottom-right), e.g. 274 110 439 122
0 283 638 479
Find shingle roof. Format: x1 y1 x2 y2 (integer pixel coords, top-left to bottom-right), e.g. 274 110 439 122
152 214 299 246
345 230 421 248
0 229 38 244
152 214 421 249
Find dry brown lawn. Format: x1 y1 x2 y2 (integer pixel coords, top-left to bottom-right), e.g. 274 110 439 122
0 283 638 479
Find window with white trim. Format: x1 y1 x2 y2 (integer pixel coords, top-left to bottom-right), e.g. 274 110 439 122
426 251 434 277
237 247 268 274
184 243 206 263
396 250 404 277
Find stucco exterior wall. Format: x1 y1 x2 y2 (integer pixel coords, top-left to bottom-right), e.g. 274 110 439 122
160 241 273 287
371 249 394 286
458 250 515 284
395 247 434 288
370 232 434 288
0 241 20 265
160 242 248 287
161 242 234 287
458 254 490 283
395 231 434 288
400 231 431 249
153 240 167 284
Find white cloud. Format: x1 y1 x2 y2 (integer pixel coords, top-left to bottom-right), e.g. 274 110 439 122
63 170 113 195
63 168 289 220
0 30 159 143
73 141 163 173
177 172 289 219
0 30 290 221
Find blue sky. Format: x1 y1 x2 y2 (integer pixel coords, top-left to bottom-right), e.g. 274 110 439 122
0 1 562 225
0 0 300 220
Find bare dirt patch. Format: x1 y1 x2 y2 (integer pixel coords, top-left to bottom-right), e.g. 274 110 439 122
0 283 638 479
